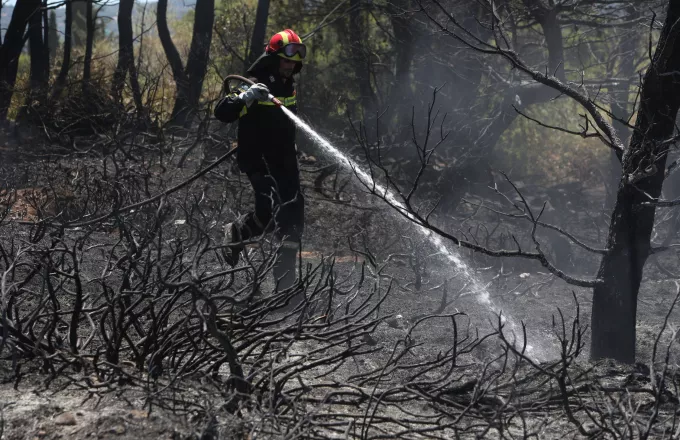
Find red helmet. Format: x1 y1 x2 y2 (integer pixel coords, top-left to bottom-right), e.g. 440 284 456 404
266 29 306 62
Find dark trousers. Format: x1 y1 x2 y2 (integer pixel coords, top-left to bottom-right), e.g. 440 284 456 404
238 167 304 244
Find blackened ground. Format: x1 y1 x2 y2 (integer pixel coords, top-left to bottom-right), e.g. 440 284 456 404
1 136 680 439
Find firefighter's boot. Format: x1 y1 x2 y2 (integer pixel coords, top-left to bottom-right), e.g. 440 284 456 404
274 242 303 305
222 221 244 267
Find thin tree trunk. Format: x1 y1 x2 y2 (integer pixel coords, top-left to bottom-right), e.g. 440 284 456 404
71 0 86 47
522 0 565 80
605 7 640 208
388 0 416 135
82 0 93 92
111 0 134 102
156 0 185 82
591 1 680 363
0 0 39 120
111 0 143 115
157 0 190 125
245 0 270 70
42 0 49 68
19 0 49 121
450 1 565 200
28 0 48 92
349 0 376 124
48 9 58 65
52 0 72 98
170 0 214 126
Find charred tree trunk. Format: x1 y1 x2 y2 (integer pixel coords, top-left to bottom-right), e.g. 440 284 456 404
606 7 640 207
450 0 564 201
388 0 416 136
522 0 565 81
157 0 186 95
170 0 214 126
157 0 192 126
42 0 49 68
72 0 87 48
0 0 39 120
81 0 94 92
52 0 72 98
349 0 377 123
111 0 144 114
17 0 49 121
28 0 48 93
591 1 680 363
245 0 270 70
477 0 565 149
48 9 58 65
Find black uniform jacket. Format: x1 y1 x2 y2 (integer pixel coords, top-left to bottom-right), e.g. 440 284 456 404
214 61 298 176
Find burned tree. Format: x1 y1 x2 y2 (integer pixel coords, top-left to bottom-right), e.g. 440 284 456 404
52 0 73 97
81 0 94 91
110 0 144 114
0 0 42 120
157 0 215 127
245 0 270 69
350 0 680 363
591 2 680 362
348 0 377 124
24 0 49 113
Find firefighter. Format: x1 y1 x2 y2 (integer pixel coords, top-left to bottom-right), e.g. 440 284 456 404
214 29 306 292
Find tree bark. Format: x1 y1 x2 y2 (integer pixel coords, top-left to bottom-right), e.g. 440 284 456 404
170 0 214 126
157 0 189 126
349 0 377 123
28 0 48 93
245 0 270 70
17 0 49 121
591 1 680 363
48 9 59 65
605 6 641 207
52 0 72 98
522 0 565 81
156 0 186 89
42 0 49 68
111 0 143 114
388 0 416 134
81 0 93 91
473 0 565 152
447 0 565 200
0 0 39 120
71 0 87 48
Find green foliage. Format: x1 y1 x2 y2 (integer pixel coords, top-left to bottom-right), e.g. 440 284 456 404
6 54 31 121
4 0 657 186
498 99 610 184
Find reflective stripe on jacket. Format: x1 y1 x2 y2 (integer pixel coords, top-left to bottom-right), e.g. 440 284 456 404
214 72 298 175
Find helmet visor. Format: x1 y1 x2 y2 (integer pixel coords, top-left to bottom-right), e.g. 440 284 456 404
282 43 306 60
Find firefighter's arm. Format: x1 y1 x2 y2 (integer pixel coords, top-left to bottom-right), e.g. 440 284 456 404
214 86 247 123
214 81 270 123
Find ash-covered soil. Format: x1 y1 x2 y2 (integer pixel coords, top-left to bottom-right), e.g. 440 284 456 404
1 135 680 439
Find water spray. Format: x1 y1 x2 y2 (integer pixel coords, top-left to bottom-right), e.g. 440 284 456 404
225 74 543 360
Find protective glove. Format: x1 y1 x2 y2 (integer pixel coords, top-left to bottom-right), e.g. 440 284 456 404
239 83 270 107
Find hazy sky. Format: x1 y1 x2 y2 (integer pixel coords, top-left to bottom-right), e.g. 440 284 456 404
2 0 127 8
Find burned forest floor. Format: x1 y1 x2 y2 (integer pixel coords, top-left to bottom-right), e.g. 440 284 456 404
1 125 680 439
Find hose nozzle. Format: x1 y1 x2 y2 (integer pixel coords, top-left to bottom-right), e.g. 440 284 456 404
268 94 283 107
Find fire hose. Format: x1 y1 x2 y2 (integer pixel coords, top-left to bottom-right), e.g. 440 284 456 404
224 74 283 107
8 75 280 229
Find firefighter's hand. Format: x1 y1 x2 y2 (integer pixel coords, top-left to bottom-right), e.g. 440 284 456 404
239 83 270 107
